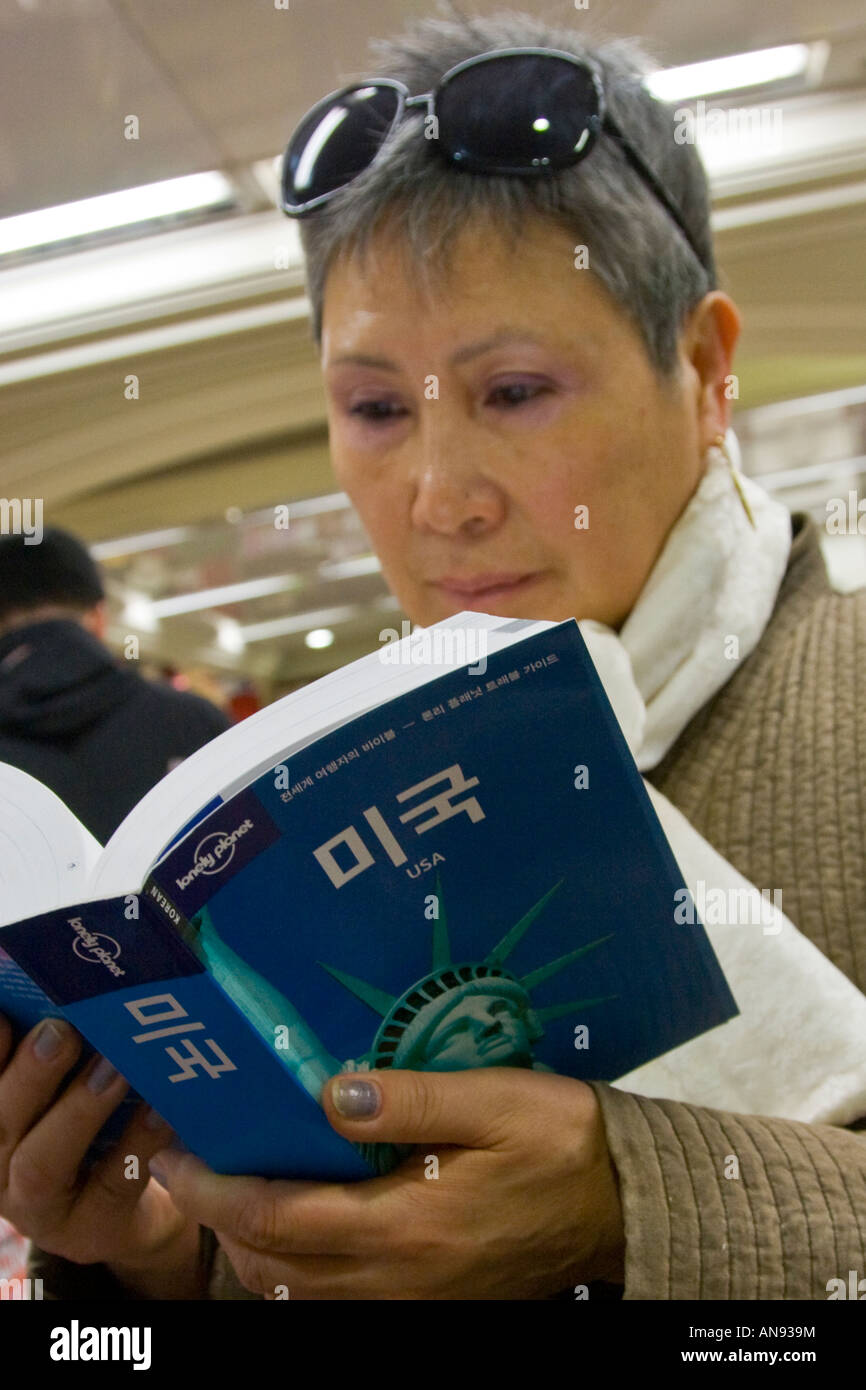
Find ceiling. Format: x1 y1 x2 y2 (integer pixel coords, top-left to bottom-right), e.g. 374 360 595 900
4 0 866 216
2 0 866 686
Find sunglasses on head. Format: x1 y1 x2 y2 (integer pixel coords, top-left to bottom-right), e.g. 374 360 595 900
279 46 709 275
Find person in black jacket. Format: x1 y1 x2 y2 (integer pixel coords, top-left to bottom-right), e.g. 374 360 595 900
0 526 231 844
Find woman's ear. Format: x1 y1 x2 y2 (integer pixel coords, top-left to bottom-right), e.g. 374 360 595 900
681 291 742 451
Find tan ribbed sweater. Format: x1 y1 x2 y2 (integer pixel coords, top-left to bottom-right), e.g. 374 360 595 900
27 512 866 1300
593 510 866 1300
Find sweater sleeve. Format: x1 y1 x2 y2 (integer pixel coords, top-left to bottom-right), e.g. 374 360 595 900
590 1080 866 1299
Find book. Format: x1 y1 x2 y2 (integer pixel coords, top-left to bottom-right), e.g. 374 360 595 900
0 612 737 1181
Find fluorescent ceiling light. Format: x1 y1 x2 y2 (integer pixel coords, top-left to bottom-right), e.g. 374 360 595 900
646 44 810 101
712 177 866 227
151 574 299 618
90 526 193 561
305 628 335 649
216 618 246 654
0 171 235 257
241 604 359 642
754 454 866 493
0 211 305 359
228 493 354 529
0 296 308 386
123 595 159 633
288 493 354 519
737 383 866 424
318 554 382 581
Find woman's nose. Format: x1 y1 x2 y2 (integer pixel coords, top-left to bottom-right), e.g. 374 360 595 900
408 423 506 537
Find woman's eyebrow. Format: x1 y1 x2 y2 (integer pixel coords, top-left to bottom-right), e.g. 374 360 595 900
327 351 400 370
449 328 550 365
327 329 554 372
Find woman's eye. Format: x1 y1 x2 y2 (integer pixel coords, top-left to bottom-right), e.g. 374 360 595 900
348 400 407 422
486 381 550 408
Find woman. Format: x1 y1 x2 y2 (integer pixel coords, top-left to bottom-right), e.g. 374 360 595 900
8 11 866 1300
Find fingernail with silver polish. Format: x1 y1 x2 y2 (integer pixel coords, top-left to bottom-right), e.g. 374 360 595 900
332 1077 381 1118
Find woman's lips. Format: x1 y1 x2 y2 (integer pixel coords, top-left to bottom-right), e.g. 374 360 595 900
434 573 540 605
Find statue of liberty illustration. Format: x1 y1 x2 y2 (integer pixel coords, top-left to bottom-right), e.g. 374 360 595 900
189 872 616 1174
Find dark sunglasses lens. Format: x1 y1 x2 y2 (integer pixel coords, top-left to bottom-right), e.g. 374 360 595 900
437 55 600 170
283 84 401 208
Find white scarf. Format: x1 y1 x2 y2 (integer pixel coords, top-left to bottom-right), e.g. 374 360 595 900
576 431 866 1127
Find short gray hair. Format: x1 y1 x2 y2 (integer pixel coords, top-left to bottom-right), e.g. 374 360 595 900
295 9 717 378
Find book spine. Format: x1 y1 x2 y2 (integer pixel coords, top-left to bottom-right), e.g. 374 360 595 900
141 874 201 958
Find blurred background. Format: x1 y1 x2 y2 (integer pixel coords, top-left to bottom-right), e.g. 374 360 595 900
2 0 866 716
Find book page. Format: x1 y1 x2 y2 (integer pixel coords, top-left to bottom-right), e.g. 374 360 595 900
0 763 102 924
91 612 555 898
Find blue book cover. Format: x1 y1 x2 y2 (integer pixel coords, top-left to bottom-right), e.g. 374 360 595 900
0 619 738 1181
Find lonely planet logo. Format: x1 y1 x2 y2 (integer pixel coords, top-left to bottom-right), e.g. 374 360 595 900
175 819 255 891
69 918 125 978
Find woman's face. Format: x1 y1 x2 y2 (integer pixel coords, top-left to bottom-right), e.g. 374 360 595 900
320 216 738 629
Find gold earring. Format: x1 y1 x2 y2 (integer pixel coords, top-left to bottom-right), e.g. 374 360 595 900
713 432 756 529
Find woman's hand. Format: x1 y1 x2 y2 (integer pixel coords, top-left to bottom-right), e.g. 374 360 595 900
149 1067 625 1300
0 1011 201 1290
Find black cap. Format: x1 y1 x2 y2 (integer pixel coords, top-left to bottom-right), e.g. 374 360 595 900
0 526 105 622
